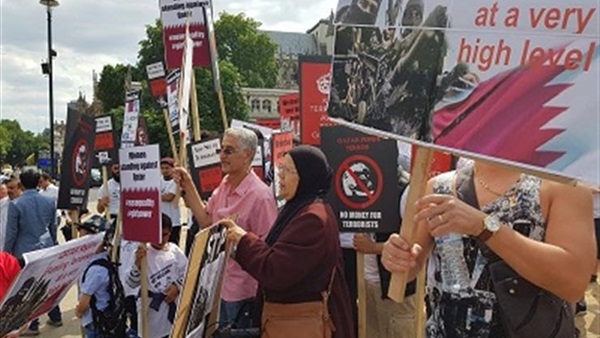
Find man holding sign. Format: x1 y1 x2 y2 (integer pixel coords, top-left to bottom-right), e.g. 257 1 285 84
175 127 277 329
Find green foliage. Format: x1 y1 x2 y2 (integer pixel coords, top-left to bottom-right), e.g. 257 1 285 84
95 12 274 155
0 120 46 166
215 13 278 88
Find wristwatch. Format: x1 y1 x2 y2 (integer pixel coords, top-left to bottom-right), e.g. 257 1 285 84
477 214 501 242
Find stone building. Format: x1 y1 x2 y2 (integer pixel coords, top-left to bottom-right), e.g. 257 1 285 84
243 15 335 123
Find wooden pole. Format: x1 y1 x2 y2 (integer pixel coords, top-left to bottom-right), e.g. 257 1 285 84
111 210 122 263
68 209 84 338
415 265 427 338
163 108 180 163
356 252 367 338
216 89 228 130
140 243 150 338
388 146 433 302
191 75 201 142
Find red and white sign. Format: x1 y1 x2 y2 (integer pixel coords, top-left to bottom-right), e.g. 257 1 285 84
146 61 168 108
188 138 223 200
160 0 210 69
271 131 294 206
299 56 334 145
120 145 162 244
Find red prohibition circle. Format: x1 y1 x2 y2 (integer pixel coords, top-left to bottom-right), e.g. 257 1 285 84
335 154 383 209
71 138 90 187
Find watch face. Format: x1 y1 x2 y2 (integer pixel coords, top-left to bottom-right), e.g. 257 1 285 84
484 215 501 232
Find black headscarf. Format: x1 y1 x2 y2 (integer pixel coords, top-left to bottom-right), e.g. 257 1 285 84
265 146 333 246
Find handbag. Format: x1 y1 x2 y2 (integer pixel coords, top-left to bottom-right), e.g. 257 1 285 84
454 168 577 338
260 269 336 338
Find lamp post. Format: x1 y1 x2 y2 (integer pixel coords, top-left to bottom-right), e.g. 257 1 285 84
40 0 59 177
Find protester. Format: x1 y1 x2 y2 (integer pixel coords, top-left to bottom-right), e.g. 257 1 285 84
159 158 182 245
382 161 595 337
4 169 62 335
5 176 23 200
126 214 188 338
0 252 24 338
97 163 121 220
219 145 355 338
75 215 126 338
38 173 58 200
175 127 277 328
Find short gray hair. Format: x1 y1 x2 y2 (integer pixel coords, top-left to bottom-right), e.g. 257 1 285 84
224 127 258 157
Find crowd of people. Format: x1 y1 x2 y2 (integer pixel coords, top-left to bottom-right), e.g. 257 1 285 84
0 126 598 338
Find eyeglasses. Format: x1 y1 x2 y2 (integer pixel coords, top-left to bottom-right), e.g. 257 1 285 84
216 147 239 156
277 163 297 176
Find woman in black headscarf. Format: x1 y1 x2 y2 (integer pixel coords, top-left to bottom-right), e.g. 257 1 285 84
221 145 356 338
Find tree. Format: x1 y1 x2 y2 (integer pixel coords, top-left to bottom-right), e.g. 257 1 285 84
214 13 278 88
0 124 13 160
135 19 249 133
97 64 130 112
0 120 45 166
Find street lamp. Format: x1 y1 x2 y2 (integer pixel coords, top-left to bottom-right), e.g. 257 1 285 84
40 0 59 177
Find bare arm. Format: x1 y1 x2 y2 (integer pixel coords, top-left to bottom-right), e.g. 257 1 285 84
173 168 212 227
161 193 176 202
415 181 595 302
75 294 92 318
485 183 595 302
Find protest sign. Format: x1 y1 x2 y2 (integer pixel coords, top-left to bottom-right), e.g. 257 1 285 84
57 110 95 209
188 138 223 200
122 90 141 148
179 30 194 141
93 115 118 167
299 55 333 145
167 70 181 135
160 0 210 69
279 93 300 138
146 61 168 108
322 125 400 233
120 145 162 244
0 233 104 337
271 131 294 206
136 115 150 146
172 224 228 338
330 0 600 186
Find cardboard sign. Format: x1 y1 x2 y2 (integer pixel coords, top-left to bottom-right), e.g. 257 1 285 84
120 145 162 244
160 0 210 69
57 111 95 209
271 131 294 206
122 90 141 148
167 70 181 135
188 138 223 200
322 125 400 233
93 115 118 167
179 30 194 139
0 233 105 337
146 61 168 108
330 0 600 186
172 224 228 338
299 55 333 145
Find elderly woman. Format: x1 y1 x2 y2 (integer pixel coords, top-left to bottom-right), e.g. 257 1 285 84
382 160 595 337
182 145 355 338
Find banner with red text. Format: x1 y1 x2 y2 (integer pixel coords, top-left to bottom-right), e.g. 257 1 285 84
0 233 105 337
300 55 334 146
120 145 162 244
271 131 294 206
160 0 210 69
331 0 599 186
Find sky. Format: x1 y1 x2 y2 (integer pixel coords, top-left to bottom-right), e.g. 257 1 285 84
0 0 337 133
